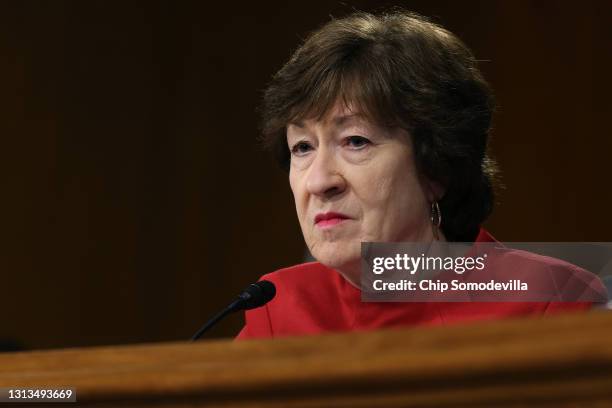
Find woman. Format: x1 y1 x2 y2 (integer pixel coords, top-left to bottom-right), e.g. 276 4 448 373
237 10 605 339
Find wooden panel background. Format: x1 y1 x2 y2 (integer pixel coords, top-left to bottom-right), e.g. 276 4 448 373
0 0 610 350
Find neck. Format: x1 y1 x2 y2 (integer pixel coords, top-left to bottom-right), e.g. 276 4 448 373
335 227 447 290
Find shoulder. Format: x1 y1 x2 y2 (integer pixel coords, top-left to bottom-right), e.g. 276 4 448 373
475 229 599 285
259 261 336 284
491 246 591 275
486 246 607 302
258 262 341 301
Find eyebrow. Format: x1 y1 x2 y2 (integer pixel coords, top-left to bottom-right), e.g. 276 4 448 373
289 113 365 129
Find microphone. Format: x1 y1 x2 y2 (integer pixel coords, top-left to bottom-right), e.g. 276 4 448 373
191 280 276 341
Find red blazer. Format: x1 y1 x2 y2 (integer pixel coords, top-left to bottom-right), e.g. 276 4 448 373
237 229 604 340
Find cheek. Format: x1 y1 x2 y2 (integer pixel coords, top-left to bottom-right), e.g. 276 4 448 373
357 159 412 207
289 171 301 203
289 172 307 219
357 154 428 229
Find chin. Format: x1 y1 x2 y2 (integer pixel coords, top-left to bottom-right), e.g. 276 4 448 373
310 241 361 271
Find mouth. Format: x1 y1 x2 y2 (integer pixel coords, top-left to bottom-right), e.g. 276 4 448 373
314 212 351 228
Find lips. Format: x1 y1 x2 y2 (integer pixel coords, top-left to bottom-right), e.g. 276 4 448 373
314 212 350 227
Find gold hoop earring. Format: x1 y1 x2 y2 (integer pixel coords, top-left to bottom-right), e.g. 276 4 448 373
430 201 442 240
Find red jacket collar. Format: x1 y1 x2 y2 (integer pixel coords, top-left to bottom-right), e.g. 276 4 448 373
475 227 497 243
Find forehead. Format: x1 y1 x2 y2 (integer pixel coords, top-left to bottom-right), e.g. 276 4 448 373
288 102 370 131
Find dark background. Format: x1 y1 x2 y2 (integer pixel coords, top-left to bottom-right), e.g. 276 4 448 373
0 0 610 351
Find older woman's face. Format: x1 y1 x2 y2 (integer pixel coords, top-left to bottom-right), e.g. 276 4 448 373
287 103 435 284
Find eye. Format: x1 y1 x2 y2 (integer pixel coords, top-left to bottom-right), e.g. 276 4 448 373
290 141 313 157
345 135 371 150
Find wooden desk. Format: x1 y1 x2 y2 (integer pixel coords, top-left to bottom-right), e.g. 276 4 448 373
1 311 612 407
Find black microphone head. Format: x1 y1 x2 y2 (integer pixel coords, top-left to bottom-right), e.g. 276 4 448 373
191 280 276 341
238 280 276 310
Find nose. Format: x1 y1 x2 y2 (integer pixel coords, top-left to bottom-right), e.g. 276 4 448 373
305 147 346 199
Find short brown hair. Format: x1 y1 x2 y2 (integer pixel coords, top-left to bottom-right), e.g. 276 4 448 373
260 10 498 242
